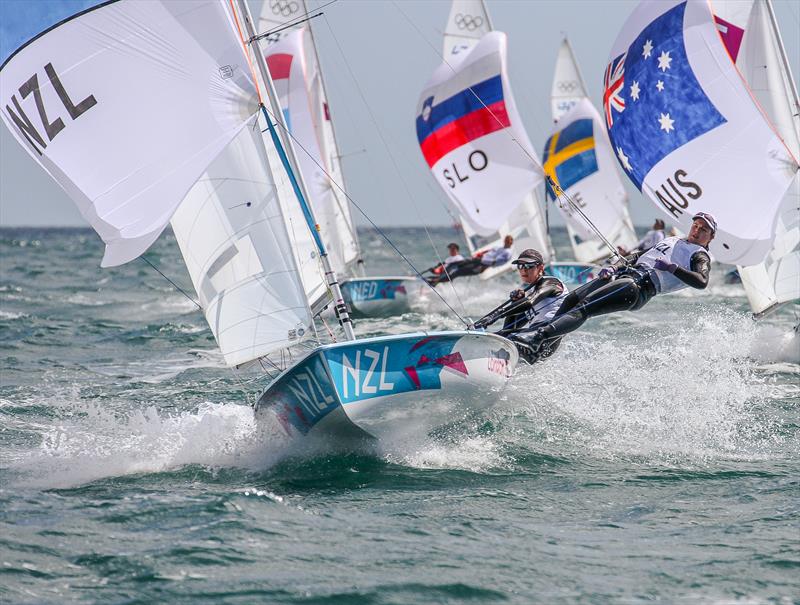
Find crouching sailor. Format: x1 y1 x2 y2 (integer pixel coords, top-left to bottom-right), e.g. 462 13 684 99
471 248 568 363
510 212 716 356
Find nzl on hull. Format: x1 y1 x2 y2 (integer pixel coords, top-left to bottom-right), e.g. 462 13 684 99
545 262 599 285
340 276 424 317
254 331 518 440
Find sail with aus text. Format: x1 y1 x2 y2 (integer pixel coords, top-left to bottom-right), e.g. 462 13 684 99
604 0 797 265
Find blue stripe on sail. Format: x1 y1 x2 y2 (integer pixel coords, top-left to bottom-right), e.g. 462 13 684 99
0 0 109 68
415 75 504 143
554 119 593 154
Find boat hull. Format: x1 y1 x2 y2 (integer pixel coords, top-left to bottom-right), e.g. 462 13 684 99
254 331 518 441
545 261 599 285
340 276 424 317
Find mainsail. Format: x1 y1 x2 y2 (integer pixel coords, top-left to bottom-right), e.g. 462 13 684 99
547 40 638 263
604 0 797 266
419 2 551 267
0 0 258 267
257 1 361 278
551 37 589 122
171 124 313 366
713 0 800 316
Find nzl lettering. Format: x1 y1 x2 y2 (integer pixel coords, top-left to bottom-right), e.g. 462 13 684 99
5 62 97 156
654 169 702 219
340 346 395 398
286 369 335 420
442 149 488 189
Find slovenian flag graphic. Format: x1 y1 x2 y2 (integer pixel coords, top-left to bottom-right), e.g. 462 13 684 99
416 74 510 168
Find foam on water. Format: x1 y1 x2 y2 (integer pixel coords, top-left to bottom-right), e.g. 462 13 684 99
8 400 293 488
501 308 791 465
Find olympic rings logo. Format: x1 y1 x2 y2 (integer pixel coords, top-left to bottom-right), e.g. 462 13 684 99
270 0 299 17
557 80 578 92
454 13 484 31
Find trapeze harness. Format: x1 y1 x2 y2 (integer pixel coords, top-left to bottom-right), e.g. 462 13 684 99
473 275 568 363
511 237 711 356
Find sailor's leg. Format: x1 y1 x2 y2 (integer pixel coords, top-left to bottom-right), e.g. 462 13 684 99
513 277 642 351
554 277 612 317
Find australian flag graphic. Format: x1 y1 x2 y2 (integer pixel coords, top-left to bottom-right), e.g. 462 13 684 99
605 1 727 190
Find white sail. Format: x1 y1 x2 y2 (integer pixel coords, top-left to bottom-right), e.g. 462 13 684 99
443 0 493 59
171 124 313 366
551 38 589 122
257 1 361 277
417 31 546 238
0 0 258 267
548 42 638 263
720 0 800 314
604 0 797 265
461 190 553 277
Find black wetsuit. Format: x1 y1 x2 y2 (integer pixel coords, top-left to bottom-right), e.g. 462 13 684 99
473 276 566 363
510 246 711 353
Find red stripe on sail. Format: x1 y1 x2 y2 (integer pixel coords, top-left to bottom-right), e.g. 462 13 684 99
266 53 293 80
419 100 510 168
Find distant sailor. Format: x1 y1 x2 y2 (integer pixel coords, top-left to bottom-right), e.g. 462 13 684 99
472 249 568 362
512 212 717 357
618 218 665 255
428 235 514 286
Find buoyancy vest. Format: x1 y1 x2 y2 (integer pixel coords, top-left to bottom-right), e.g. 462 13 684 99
636 236 708 294
524 277 569 323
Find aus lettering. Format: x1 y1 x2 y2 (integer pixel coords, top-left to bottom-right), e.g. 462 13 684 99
442 150 488 188
4 62 97 156
654 169 702 218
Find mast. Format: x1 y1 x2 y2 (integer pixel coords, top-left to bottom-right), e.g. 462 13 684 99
302 0 365 275
235 0 355 340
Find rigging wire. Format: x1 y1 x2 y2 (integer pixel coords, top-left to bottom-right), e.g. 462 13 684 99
254 0 338 41
317 12 471 320
140 255 202 310
389 0 623 262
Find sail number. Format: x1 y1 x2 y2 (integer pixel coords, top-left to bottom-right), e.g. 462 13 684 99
442 150 488 189
5 62 97 156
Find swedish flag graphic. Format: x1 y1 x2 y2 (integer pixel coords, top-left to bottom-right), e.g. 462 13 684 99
543 118 598 200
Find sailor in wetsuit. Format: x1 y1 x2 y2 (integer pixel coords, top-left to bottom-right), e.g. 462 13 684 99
472 249 568 362
511 212 716 357
428 235 514 285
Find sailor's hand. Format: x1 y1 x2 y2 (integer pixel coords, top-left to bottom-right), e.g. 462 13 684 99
598 266 617 280
654 258 677 273
509 288 525 301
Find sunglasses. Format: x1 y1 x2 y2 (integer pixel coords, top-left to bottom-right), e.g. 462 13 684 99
516 262 541 270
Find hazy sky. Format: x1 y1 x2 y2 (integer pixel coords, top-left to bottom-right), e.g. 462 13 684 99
1 0 799 229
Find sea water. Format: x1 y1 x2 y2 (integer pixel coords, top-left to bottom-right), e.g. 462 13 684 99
1 226 798 604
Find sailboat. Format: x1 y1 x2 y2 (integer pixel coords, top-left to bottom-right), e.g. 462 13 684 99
545 37 639 280
710 0 799 330
416 0 553 287
603 0 798 293
255 0 423 317
0 0 519 442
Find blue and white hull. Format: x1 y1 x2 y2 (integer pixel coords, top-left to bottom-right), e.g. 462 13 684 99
545 262 599 285
254 331 518 441
340 276 425 317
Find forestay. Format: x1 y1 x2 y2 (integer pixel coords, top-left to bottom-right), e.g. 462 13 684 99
547 40 638 263
604 0 797 265
257 1 361 278
416 31 545 237
171 124 313 367
0 0 258 266
713 0 799 315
